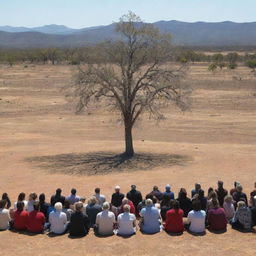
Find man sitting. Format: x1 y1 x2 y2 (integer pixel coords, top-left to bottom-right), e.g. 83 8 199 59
0 200 11 230
233 185 248 207
117 204 136 236
163 184 174 200
94 188 106 207
66 188 80 205
95 202 115 236
50 188 65 206
27 201 45 233
111 186 124 208
147 186 163 201
13 201 29 231
127 185 143 211
139 199 162 234
49 202 67 235
86 196 102 227
69 202 90 237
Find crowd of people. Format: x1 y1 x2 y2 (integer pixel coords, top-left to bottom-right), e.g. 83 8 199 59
0 181 256 237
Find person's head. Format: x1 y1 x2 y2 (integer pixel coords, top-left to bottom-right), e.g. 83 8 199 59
173 200 180 210
33 201 40 211
123 204 130 213
209 191 217 200
165 184 171 192
95 188 100 194
122 198 129 205
90 196 97 205
80 197 86 203
115 185 120 193
75 202 83 212
192 199 201 211
17 192 26 201
131 185 136 191
0 200 7 209
29 193 37 201
16 201 25 211
234 181 240 188
54 202 63 211
195 183 201 191
102 202 110 210
145 199 153 207
218 181 224 189
236 185 243 192
178 188 187 198
63 200 70 209
208 187 214 196
145 194 153 200
224 195 233 203
212 199 220 208
198 189 205 198
153 186 158 191
39 193 45 203
237 201 246 209
56 188 62 195
152 196 157 204
71 188 76 195
2 193 9 200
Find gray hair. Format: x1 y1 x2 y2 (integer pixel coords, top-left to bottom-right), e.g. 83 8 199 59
123 204 130 213
54 202 62 211
103 202 110 210
145 199 153 206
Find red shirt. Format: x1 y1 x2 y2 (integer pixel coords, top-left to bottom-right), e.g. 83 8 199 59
164 209 184 233
14 210 29 230
207 207 227 231
27 210 45 233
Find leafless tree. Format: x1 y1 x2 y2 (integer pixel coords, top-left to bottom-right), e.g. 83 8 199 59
70 12 191 157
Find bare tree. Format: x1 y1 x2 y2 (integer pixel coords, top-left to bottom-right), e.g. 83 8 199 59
70 12 190 157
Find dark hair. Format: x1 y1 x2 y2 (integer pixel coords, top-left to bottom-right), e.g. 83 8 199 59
146 194 154 200
152 196 157 204
2 193 11 209
56 188 62 194
64 200 70 209
198 189 205 198
17 201 25 211
153 186 158 191
39 193 45 203
18 192 26 201
173 200 180 210
0 200 6 209
71 188 76 195
95 188 100 194
178 188 187 199
160 194 171 207
192 199 201 211
212 199 219 208
33 201 40 211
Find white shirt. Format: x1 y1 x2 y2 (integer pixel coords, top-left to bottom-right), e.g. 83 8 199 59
14 200 28 211
0 208 11 230
49 210 67 234
223 202 235 219
96 210 115 235
187 210 206 233
94 194 106 206
117 212 136 236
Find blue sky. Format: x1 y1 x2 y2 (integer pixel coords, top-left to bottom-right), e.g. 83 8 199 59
0 0 255 28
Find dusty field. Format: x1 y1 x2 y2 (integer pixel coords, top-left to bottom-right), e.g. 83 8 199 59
0 63 256 256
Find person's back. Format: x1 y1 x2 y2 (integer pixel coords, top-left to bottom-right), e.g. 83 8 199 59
27 202 45 233
223 195 235 220
127 185 143 209
13 201 28 231
232 202 252 230
177 188 192 217
49 203 67 234
140 199 161 234
69 202 90 237
0 200 11 230
187 200 206 234
207 200 227 231
111 186 124 207
51 189 65 206
233 185 248 206
66 188 80 205
39 193 49 221
163 185 174 200
117 204 136 236
164 200 184 233
86 197 102 227
94 188 106 207
95 202 115 236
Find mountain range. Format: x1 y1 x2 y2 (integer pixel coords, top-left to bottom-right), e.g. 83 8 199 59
0 21 256 48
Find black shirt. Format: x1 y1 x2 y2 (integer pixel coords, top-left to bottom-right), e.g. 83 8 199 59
126 190 143 208
86 203 102 227
111 192 124 207
69 211 90 237
177 196 192 217
39 202 50 220
50 194 65 206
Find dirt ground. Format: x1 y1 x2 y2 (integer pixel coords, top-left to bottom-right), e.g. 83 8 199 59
0 63 256 256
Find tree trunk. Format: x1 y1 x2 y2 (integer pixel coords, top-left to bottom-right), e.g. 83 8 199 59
124 121 134 157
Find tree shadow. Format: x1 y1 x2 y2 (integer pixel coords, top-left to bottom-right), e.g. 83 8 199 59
27 151 192 176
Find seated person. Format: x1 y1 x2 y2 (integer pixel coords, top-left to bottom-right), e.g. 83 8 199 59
250 195 256 226
233 185 248 207
86 196 102 227
164 200 184 233
111 186 124 208
50 188 65 206
119 198 136 215
139 199 162 234
191 183 201 198
66 188 80 205
39 193 50 221
49 202 67 235
223 195 235 220
62 200 73 222
95 202 115 236
27 201 45 233
187 199 206 234
27 193 38 212
13 201 29 231
117 204 136 236
215 181 228 207
1 193 11 209
14 193 28 211
94 188 106 207
69 202 90 237
160 194 172 221
147 186 163 201
176 188 192 217
0 199 11 230
163 185 174 200
207 199 227 231
231 201 252 231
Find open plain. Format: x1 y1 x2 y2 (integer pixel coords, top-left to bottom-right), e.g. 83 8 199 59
0 63 256 256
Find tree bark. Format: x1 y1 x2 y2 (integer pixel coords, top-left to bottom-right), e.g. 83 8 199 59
124 121 134 157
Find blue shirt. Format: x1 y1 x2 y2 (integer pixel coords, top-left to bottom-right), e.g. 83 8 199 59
163 191 175 200
140 206 161 234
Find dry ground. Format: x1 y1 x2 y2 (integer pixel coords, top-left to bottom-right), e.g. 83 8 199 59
0 63 256 256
